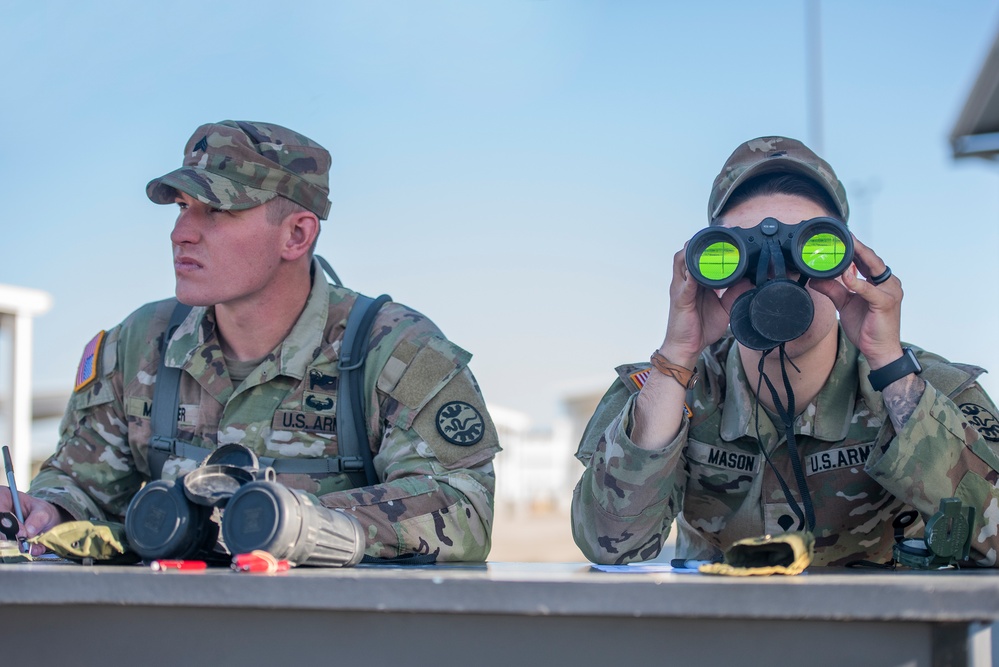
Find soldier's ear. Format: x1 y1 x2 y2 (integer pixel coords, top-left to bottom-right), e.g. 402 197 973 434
281 211 319 261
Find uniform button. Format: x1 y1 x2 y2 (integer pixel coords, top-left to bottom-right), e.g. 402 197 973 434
777 514 795 531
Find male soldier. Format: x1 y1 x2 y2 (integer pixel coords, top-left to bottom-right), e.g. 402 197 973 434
572 136 999 567
3 120 500 561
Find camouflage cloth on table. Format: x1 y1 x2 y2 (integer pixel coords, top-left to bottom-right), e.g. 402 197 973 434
30 520 138 564
30 259 500 562
572 326 999 567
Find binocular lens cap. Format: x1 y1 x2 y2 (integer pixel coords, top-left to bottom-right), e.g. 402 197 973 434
730 290 781 351
749 281 814 343
204 443 260 469
222 482 292 556
125 480 205 560
183 464 254 507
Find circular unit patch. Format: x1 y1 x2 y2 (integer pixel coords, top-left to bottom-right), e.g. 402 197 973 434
960 403 999 442
435 401 485 446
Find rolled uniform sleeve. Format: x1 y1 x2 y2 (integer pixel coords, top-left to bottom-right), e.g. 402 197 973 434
866 379 999 566
571 383 689 565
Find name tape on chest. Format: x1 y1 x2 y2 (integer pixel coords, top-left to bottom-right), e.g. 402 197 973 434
125 399 200 427
272 410 337 435
686 441 760 474
805 443 873 476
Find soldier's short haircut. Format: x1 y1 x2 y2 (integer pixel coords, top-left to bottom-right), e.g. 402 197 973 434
265 196 321 254
265 196 309 225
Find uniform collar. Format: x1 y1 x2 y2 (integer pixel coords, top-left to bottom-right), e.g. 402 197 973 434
273 259 330 380
719 325 860 445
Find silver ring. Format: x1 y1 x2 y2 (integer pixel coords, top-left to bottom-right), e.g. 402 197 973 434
869 266 892 286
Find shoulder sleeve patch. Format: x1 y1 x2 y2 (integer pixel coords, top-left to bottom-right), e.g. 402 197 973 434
376 339 419 394
615 362 651 395
389 336 472 415
920 358 985 400
411 369 500 469
74 331 107 392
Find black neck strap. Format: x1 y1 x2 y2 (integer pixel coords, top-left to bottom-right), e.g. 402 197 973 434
753 345 816 532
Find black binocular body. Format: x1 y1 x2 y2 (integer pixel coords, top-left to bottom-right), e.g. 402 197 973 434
124 445 365 567
684 217 854 350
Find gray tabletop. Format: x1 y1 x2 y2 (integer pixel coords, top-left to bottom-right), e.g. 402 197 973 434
2 560 998 623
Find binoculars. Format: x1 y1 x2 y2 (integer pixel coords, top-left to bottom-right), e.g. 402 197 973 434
685 216 853 289
124 445 365 567
684 217 854 350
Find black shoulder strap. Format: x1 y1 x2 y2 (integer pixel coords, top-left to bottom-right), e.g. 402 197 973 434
337 293 393 487
148 301 194 479
315 255 343 287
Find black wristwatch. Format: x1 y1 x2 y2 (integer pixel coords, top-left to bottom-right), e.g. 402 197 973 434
868 347 922 392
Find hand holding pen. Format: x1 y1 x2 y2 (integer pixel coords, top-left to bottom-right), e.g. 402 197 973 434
2 446 29 553
1 445 64 556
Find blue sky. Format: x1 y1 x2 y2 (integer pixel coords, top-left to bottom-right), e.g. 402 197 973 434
3 1 999 429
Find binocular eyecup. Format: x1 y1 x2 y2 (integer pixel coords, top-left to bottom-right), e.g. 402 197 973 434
685 216 853 289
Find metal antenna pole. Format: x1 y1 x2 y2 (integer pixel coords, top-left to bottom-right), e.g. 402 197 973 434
806 0 824 155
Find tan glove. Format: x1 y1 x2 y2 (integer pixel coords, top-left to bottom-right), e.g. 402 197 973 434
699 531 814 576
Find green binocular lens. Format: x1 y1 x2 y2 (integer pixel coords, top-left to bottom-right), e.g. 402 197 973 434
698 241 741 282
800 233 847 272
685 227 748 288
793 218 853 279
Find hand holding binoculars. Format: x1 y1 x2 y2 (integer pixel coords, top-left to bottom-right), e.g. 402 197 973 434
684 217 854 350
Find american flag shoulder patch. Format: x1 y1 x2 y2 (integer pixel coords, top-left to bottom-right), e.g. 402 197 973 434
629 368 651 390
74 330 106 392
629 368 694 419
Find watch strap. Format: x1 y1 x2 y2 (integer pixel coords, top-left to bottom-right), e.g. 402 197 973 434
868 347 922 392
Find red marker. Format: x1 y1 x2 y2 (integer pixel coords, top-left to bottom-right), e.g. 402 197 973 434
232 551 291 574
150 560 208 572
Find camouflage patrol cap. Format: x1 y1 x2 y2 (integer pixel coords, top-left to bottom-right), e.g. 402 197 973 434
146 120 332 219
708 136 849 223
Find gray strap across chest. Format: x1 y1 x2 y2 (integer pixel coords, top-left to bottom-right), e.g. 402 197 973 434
148 291 391 485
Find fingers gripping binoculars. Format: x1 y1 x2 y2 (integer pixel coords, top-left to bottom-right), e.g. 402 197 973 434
124 445 365 567
685 217 854 350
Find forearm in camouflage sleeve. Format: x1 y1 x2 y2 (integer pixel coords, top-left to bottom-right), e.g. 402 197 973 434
29 466 106 522
317 425 495 561
29 351 145 523
866 382 999 566
571 393 687 564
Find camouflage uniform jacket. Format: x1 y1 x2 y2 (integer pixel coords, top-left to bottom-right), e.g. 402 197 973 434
31 262 501 561
572 327 999 567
